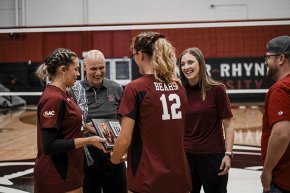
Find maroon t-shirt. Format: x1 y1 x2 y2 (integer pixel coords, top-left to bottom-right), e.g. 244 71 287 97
261 74 290 191
34 85 83 193
118 74 192 193
184 84 233 153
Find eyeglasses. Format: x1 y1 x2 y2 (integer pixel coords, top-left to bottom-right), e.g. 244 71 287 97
264 54 280 62
130 52 139 59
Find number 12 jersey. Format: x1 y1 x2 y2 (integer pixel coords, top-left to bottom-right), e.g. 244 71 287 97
118 74 192 193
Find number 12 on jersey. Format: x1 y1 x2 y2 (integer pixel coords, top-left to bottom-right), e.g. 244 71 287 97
160 94 182 120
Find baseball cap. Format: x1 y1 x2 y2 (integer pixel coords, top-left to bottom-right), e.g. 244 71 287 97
267 35 290 55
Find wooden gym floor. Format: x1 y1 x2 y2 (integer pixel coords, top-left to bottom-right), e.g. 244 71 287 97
0 105 264 193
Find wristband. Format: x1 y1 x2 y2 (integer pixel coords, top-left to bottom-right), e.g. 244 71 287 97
225 151 233 159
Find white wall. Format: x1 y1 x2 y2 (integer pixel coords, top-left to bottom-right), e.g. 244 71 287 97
0 0 16 27
26 0 84 26
0 0 290 27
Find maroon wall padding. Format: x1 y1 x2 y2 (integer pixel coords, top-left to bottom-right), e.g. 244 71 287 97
0 25 290 63
131 25 290 57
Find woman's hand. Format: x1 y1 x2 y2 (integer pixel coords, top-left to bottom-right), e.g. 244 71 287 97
89 136 107 152
110 152 127 164
218 155 231 176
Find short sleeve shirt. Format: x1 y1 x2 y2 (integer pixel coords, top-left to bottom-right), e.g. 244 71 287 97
80 78 123 121
261 74 290 191
118 74 192 193
184 84 233 153
34 85 83 193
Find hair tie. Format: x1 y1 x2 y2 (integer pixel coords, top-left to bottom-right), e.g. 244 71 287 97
151 34 165 44
44 59 49 66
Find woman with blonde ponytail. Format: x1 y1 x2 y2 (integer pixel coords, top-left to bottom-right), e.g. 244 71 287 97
111 32 192 193
34 48 106 193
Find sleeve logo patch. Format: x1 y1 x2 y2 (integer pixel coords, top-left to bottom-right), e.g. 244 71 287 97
278 111 283 116
43 111 55 117
107 95 115 102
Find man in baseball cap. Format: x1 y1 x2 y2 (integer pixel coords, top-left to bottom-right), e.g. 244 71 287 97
264 35 290 80
267 35 290 55
261 35 290 193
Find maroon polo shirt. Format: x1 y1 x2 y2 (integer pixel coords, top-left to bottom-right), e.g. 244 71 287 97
184 84 233 153
261 74 290 191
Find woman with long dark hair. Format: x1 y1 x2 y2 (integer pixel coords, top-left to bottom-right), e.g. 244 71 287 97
179 47 234 193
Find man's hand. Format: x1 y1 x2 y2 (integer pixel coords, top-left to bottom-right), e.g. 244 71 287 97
84 122 97 134
260 169 272 192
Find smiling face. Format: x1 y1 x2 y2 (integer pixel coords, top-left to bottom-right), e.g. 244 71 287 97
84 55 106 88
180 53 200 85
264 52 280 80
65 57 80 87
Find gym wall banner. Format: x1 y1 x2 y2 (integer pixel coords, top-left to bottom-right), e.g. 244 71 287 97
206 57 275 90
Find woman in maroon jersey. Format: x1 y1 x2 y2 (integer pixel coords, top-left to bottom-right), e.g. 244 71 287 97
179 47 234 193
34 48 105 193
111 32 192 193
